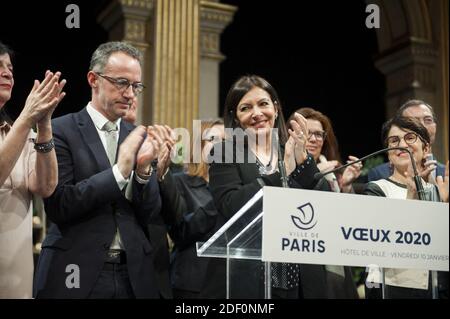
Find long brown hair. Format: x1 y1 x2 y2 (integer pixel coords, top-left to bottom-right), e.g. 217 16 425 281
187 119 224 180
287 107 342 163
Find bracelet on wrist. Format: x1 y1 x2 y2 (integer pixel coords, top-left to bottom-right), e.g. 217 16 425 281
32 138 55 153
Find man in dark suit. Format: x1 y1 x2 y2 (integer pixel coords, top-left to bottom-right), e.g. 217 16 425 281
34 42 170 298
368 100 446 182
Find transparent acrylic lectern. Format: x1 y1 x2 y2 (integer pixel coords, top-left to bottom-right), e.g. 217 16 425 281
196 189 272 299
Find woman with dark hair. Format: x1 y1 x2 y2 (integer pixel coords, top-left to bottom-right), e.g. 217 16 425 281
286 107 360 298
157 119 224 298
364 116 449 299
287 107 362 193
0 42 66 298
204 75 333 299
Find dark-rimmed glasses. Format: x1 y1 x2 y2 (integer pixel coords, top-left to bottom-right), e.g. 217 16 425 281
96 73 145 95
307 130 326 141
386 132 422 147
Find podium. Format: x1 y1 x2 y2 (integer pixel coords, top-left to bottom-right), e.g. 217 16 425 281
196 189 270 298
197 186 449 299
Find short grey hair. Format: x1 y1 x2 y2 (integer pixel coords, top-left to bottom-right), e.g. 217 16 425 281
89 41 142 72
397 99 437 122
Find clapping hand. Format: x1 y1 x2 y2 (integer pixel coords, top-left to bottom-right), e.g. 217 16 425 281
157 141 173 181
436 161 449 202
117 126 147 178
284 112 308 175
421 156 438 183
136 125 174 176
339 156 363 193
156 125 176 181
19 71 66 128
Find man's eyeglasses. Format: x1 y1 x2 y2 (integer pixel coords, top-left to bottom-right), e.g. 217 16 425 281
307 130 326 141
386 132 422 147
413 116 435 126
96 73 145 95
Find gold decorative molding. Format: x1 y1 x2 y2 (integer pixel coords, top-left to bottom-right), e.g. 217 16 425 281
98 0 154 43
119 0 154 10
199 1 237 60
200 1 236 14
124 19 147 42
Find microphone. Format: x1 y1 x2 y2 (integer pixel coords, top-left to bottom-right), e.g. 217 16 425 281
273 128 289 188
314 147 427 201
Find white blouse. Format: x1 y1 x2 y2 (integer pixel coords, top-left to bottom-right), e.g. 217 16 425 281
0 124 36 298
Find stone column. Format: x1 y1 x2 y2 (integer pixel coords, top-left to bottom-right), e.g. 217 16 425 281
98 0 155 125
150 0 201 132
375 41 439 118
199 1 237 119
373 0 448 162
433 0 449 161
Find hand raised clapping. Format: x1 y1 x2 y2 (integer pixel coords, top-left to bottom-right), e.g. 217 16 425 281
156 141 173 181
19 71 66 128
339 156 363 193
436 161 449 203
136 125 174 176
118 124 175 179
284 112 308 175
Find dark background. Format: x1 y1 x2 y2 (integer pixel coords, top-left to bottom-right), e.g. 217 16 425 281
219 0 386 161
0 0 386 162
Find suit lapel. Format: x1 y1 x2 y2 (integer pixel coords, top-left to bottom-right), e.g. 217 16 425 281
75 108 111 172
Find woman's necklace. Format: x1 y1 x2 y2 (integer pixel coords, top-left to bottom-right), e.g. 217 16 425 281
255 145 276 175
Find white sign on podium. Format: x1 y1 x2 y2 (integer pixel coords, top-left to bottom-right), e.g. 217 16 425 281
262 186 449 271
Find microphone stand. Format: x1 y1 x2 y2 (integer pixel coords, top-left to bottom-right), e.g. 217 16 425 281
315 147 426 201
274 130 289 188
265 128 289 299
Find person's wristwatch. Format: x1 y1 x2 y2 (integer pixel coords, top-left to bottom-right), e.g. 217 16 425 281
136 166 153 180
32 138 55 153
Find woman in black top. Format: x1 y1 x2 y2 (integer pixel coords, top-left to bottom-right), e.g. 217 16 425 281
157 119 224 298
205 75 336 299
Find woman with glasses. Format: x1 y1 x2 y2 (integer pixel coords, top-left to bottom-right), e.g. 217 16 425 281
286 107 359 298
0 42 65 298
287 107 362 194
157 119 224 298
364 116 449 299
